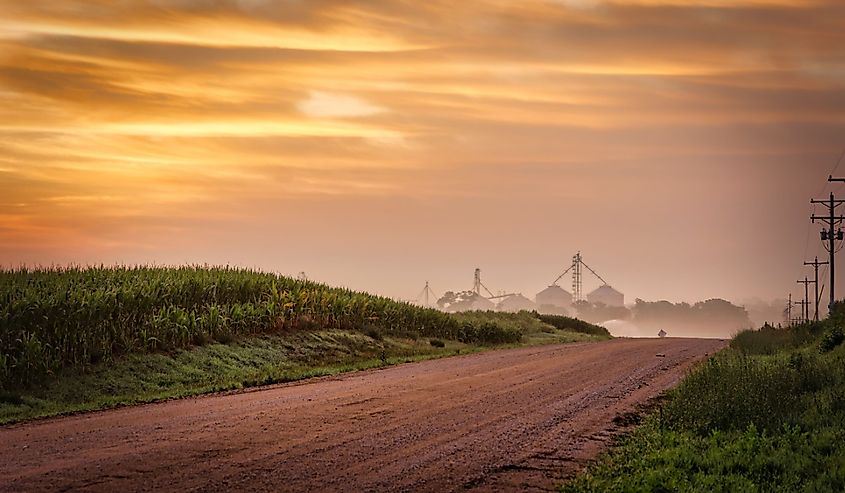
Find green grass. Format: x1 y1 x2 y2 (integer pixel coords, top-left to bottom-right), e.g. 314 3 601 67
562 419 845 493
0 330 457 424
0 318 601 425
561 315 845 492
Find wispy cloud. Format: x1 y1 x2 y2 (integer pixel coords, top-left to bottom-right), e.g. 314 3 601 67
0 0 843 301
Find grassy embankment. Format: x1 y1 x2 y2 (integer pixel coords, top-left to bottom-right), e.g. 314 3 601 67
0 266 609 424
561 309 845 492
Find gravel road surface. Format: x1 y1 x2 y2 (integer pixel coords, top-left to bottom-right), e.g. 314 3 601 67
0 337 724 492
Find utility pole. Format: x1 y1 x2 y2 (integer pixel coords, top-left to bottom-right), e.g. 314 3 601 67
786 294 793 326
804 256 829 321
797 277 813 323
811 191 845 313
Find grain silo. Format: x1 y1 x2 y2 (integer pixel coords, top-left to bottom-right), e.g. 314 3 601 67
586 285 625 307
535 284 573 314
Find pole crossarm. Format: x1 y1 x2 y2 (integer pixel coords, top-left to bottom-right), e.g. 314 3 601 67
810 215 845 223
811 199 845 205
805 260 830 266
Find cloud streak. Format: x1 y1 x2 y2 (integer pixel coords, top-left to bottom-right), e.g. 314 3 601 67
0 0 843 303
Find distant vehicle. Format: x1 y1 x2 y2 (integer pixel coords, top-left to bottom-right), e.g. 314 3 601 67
658 329 667 338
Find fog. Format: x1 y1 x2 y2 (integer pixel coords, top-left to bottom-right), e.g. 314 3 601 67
433 281 758 338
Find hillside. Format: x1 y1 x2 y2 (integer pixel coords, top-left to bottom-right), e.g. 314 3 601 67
0 266 608 423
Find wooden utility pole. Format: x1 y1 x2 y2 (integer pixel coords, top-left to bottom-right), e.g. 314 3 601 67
786 293 793 326
811 191 845 312
804 256 829 321
797 277 813 323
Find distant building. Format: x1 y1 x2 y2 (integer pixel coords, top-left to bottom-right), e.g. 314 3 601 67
535 285 573 313
586 285 625 307
437 291 495 312
497 294 536 313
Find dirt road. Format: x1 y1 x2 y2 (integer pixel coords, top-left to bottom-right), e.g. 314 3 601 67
0 337 723 492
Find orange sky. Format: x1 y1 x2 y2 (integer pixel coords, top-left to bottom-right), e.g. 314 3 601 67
1 0 844 305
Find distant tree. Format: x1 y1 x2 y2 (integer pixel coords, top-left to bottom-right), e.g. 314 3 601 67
632 298 751 337
741 298 789 327
574 301 631 324
436 290 495 313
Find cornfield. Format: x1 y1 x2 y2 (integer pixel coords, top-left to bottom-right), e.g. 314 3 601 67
0 266 522 388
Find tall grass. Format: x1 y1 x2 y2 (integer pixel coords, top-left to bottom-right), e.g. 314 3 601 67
669 318 845 434
662 350 843 434
730 322 826 355
562 316 845 492
0 266 522 388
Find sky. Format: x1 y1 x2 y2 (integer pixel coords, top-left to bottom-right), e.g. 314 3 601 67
1 0 844 307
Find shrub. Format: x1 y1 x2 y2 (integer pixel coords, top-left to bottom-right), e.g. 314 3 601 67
820 326 844 353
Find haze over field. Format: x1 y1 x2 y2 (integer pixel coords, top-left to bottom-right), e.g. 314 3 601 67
1 0 844 307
